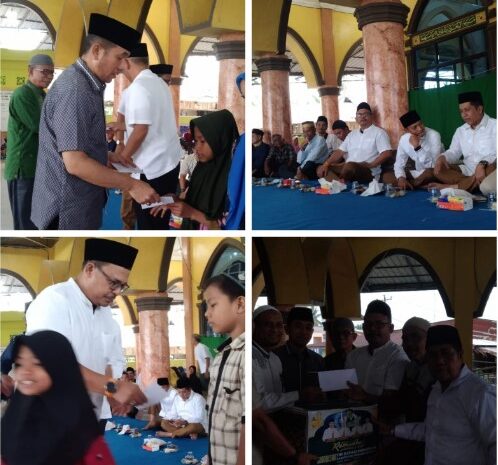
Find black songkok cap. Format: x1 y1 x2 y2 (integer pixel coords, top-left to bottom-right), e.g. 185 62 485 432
357 102 372 113
84 238 138 270
332 120 348 130
176 377 191 389
458 91 483 105
365 299 392 322
287 306 314 325
129 43 148 58
88 13 141 52
317 116 328 124
252 128 264 136
400 110 421 128
157 377 169 386
150 64 173 75
426 325 462 351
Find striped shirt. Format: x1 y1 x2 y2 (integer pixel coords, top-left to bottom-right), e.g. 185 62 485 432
207 333 245 465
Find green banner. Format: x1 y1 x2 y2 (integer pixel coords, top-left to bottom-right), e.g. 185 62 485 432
408 71 496 148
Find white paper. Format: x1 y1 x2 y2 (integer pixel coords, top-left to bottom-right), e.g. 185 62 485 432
318 368 358 392
140 196 175 210
361 180 384 197
137 382 168 408
440 188 473 200
318 178 347 194
111 162 143 174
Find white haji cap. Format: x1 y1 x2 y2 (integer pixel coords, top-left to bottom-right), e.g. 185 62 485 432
403 317 431 333
253 305 279 321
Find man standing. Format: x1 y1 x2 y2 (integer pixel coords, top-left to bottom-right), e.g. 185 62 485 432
115 43 181 229
5 54 54 230
345 300 409 412
25 238 146 422
252 128 270 178
393 325 496 465
264 133 297 178
273 306 325 395
433 91 496 192
193 334 212 391
31 13 159 230
253 305 299 411
318 102 392 183
324 317 357 371
394 110 442 190
296 121 329 180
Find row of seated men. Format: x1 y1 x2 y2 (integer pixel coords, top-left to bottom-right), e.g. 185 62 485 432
252 91 496 194
252 303 496 465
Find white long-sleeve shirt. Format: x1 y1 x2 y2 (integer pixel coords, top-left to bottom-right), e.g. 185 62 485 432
165 390 208 431
442 113 496 176
394 127 443 179
252 342 298 412
297 134 329 165
395 365 496 465
339 125 392 178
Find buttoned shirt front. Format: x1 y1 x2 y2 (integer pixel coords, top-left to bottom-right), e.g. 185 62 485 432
31 58 108 230
252 341 298 412
345 340 409 396
207 334 245 465
166 390 207 431
159 387 178 418
443 113 496 176
394 127 443 179
297 134 329 166
25 277 108 416
323 133 342 153
118 69 181 179
395 365 496 465
339 125 392 177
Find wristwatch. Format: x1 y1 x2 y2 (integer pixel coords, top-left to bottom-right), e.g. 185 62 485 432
104 379 118 398
479 160 489 168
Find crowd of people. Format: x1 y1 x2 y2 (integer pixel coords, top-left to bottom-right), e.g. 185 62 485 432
252 302 496 465
4 13 245 231
1 239 245 465
252 94 496 196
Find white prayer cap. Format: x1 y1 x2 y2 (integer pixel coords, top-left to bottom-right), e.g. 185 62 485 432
253 305 279 321
403 317 431 333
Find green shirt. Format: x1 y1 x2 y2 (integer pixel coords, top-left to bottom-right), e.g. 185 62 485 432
4 81 45 180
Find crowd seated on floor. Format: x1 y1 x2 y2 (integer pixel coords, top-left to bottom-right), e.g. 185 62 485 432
252 91 496 196
252 303 496 465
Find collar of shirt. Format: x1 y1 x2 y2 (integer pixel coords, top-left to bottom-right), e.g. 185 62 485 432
253 341 270 359
286 341 312 358
67 277 98 311
25 80 46 97
219 333 245 352
433 364 470 393
359 124 376 135
76 58 106 94
367 339 392 356
463 114 490 132
134 68 156 81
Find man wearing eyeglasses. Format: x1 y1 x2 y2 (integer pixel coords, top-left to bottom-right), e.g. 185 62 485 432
5 54 54 230
25 238 146 429
345 300 409 415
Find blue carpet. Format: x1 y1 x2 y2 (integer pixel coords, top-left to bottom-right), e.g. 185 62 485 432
101 189 126 230
252 184 496 230
105 417 208 465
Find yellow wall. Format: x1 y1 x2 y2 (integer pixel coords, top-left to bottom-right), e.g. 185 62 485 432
0 312 25 346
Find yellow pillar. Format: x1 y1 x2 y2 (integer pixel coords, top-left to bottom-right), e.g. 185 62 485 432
168 0 182 125
182 237 195 368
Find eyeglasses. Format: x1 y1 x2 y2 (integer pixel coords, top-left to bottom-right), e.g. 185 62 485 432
96 266 129 293
356 111 371 117
363 321 390 330
35 68 54 77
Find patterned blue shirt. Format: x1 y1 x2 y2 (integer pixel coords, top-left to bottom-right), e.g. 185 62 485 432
31 58 108 230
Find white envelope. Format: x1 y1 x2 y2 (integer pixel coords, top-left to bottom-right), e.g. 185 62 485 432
111 162 143 174
361 179 384 197
318 368 358 391
141 196 175 210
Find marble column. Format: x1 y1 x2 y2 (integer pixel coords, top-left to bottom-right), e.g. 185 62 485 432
318 86 340 124
169 77 183 126
169 0 182 126
136 294 172 387
355 1 410 147
181 238 195 368
214 33 245 133
113 74 130 121
132 324 141 371
255 55 292 143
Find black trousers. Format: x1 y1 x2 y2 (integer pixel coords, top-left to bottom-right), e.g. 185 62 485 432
8 178 37 230
134 164 180 230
